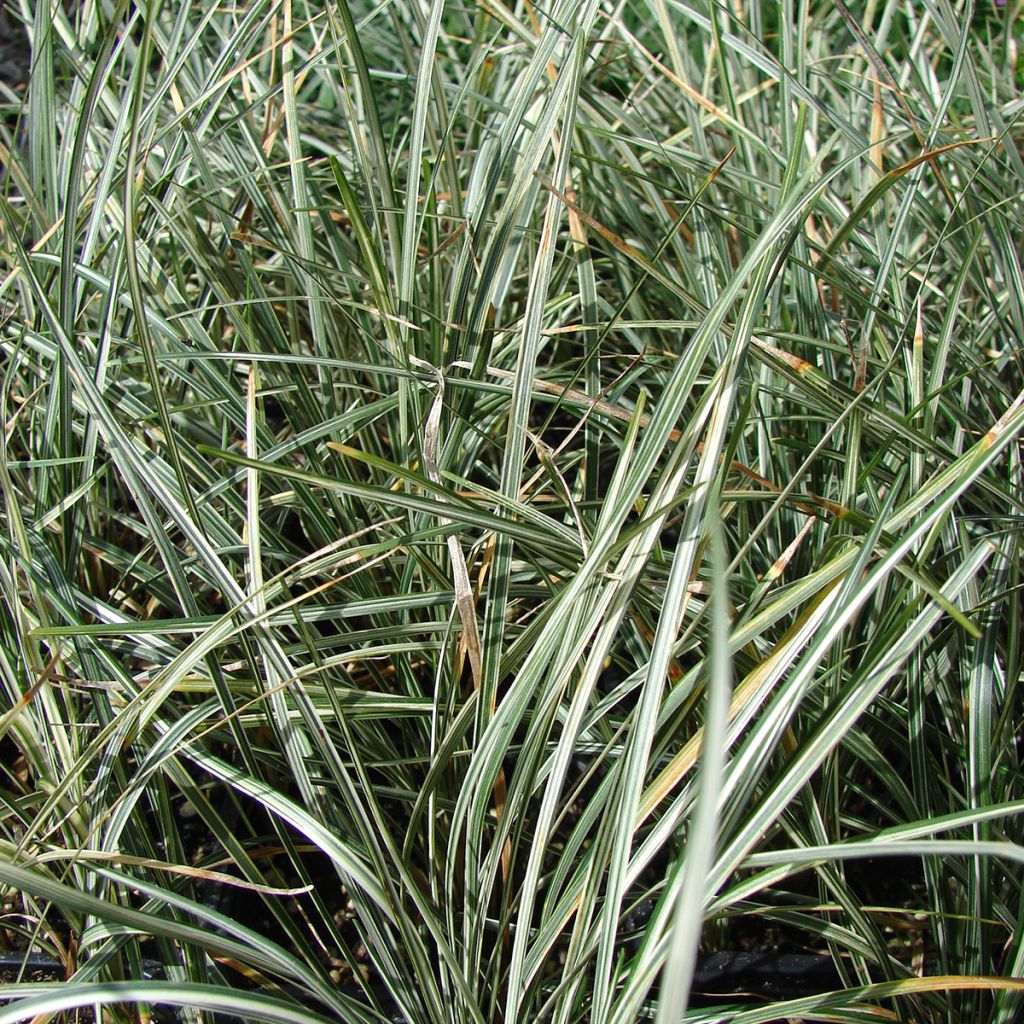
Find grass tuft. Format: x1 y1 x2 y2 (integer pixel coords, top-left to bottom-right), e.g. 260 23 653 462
0 1 1022 1022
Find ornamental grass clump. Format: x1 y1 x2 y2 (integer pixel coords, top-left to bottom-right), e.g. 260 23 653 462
0 1 1022 1022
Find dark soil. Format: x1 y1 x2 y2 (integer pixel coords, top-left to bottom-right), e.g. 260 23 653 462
0 9 28 89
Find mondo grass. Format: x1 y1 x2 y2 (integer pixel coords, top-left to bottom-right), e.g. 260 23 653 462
0 1 1022 1023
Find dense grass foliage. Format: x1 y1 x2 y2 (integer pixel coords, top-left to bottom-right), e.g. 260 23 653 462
0 0 1022 1021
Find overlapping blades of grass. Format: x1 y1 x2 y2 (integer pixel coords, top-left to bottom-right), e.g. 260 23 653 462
0 1 1021 1023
